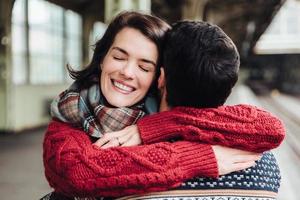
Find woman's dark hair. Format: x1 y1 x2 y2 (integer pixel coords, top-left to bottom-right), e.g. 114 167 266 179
67 11 170 92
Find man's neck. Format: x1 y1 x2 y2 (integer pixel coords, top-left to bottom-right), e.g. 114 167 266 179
159 90 170 112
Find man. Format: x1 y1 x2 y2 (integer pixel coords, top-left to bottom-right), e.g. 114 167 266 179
97 21 283 200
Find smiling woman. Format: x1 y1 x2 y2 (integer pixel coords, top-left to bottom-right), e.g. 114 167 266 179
66 11 168 99
49 11 170 139
100 27 158 107
42 11 196 200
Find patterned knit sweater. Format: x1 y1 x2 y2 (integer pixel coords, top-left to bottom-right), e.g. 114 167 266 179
138 104 285 152
44 120 218 198
115 105 284 200
43 104 285 198
116 151 281 200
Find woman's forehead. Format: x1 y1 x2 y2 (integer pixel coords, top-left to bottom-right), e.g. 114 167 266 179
111 27 158 62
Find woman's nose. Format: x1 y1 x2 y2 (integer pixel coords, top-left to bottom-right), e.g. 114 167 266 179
120 61 135 79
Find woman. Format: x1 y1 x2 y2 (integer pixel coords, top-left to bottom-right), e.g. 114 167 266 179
43 11 283 199
50 11 168 138
44 11 219 199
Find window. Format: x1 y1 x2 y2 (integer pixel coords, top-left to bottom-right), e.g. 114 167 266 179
254 0 300 54
66 10 82 72
89 22 107 60
11 0 27 84
11 0 83 85
28 0 64 84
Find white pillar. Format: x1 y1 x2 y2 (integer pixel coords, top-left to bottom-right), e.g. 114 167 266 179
120 0 132 10
105 0 151 22
0 0 14 131
137 0 151 13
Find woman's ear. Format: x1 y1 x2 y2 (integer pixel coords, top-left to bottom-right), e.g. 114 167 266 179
158 67 166 90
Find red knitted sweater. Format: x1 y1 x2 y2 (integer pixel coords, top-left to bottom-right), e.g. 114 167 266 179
44 104 285 197
138 104 285 152
44 120 217 197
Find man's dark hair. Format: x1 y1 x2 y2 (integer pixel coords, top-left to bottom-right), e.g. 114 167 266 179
164 21 240 108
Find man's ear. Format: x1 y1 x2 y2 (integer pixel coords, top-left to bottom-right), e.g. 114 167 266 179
158 67 169 111
158 67 166 89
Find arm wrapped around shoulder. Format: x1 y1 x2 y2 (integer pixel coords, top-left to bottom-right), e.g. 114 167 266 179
137 104 285 153
43 120 218 197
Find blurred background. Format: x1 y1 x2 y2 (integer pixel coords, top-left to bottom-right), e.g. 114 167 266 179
0 0 299 199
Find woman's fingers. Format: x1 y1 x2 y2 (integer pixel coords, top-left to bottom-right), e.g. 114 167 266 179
94 125 140 148
120 135 134 147
118 132 133 146
94 134 112 147
232 161 256 172
101 138 119 149
212 145 262 176
121 126 142 147
225 148 259 156
121 133 142 147
233 154 262 163
221 161 256 175
94 129 129 147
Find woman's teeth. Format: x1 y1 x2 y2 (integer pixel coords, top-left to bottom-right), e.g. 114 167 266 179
113 81 134 92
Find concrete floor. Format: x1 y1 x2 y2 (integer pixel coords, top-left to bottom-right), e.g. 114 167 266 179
0 128 51 200
226 85 300 200
0 85 299 199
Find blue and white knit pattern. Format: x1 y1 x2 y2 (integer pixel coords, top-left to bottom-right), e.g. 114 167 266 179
116 151 281 200
118 196 276 200
177 151 280 192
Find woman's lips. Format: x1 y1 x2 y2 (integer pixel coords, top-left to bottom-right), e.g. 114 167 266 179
112 79 135 94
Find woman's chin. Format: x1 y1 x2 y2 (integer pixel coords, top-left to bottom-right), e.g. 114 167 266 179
106 96 139 108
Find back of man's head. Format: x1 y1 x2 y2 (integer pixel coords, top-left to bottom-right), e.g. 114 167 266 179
163 21 240 108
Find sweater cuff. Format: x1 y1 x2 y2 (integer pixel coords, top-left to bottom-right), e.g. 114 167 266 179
173 142 218 178
137 112 181 144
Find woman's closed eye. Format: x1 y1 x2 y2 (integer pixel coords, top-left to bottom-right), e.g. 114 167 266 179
139 65 150 72
138 61 155 73
113 56 126 61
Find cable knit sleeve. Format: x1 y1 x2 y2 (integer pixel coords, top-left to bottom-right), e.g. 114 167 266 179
43 120 217 197
137 104 285 153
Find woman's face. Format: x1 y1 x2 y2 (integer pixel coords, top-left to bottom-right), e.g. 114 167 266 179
100 27 158 107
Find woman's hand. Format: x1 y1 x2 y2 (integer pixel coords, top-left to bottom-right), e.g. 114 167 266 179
212 145 262 175
94 125 142 149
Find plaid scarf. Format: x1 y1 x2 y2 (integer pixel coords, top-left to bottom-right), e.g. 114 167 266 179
51 80 155 138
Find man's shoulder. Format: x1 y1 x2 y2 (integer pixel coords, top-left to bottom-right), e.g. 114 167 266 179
115 152 280 200
178 151 280 192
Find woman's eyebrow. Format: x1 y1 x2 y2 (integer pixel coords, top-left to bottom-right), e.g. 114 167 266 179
112 47 128 55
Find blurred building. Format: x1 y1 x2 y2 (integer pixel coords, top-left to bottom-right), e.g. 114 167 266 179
0 0 151 132
249 0 300 95
2 2 300 200
0 0 289 132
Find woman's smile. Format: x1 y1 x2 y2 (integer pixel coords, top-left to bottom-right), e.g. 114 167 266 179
111 79 135 94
